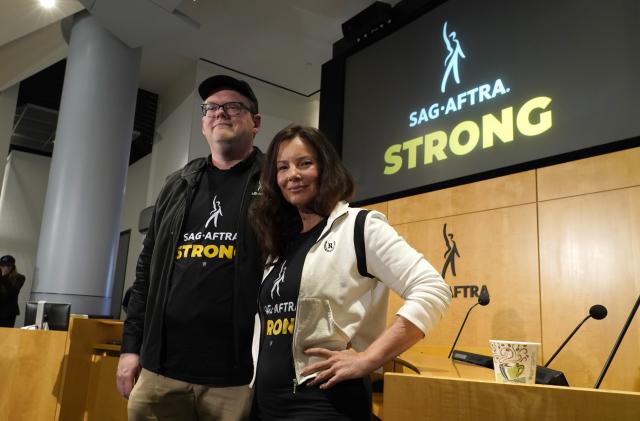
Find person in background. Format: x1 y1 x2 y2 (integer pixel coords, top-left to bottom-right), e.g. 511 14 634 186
0 255 26 328
249 125 451 420
117 75 264 421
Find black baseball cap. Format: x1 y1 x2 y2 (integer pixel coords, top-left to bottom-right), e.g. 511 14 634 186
198 75 259 113
0 255 15 266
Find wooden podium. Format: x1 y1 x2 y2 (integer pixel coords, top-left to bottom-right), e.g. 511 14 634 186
381 355 640 421
0 318 127 421
0 327 68 420
57 318 127 421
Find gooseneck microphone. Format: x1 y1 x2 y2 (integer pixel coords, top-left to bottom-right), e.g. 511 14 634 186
447 286 490 358
544 304 608 368
595 293 640 388
589 304 609 320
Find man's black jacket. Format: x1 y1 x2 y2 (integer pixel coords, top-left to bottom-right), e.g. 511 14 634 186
121 149 264 381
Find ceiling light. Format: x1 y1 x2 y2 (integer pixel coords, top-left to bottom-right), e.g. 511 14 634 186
39 0 56 9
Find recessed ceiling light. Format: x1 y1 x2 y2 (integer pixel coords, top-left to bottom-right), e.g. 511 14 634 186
39 0 56 9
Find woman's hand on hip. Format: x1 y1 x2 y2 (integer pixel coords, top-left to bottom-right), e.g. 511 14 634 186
301 348 377 389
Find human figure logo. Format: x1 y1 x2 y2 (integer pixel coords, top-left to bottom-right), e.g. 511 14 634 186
441 223 461 278
205 195 223 228
271 261 287 299
440 21 466 93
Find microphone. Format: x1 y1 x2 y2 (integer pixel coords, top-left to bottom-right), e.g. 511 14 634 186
448 285 490 358
595 293 640 388
478 285 490 306
589 304 608 320
544 304 608 367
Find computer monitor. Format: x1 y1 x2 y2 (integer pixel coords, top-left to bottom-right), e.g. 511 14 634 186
24 301 71 331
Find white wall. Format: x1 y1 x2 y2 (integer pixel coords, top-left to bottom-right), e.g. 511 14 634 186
0 151 51 326
146 63 197 205
117 153 151 318
146 93 192 204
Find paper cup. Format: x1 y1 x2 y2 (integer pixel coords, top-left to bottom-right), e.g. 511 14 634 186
489 340 539 384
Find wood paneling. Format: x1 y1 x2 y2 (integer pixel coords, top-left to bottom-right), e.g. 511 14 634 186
386 170 536 225
85 355 128 421
538 146 640 201
383 373 640 421
0 320 126 421
378 147 640 392
538 187 640 390
57 318 124 421
391 204 541 355
0 328 68 421
363 201 388 217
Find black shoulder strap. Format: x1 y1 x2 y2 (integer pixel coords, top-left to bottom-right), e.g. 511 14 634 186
355 209 374 278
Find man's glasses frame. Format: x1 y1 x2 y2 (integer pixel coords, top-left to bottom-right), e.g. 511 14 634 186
200 102 252 117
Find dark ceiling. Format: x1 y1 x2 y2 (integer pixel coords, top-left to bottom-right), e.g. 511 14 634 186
12 59 157 165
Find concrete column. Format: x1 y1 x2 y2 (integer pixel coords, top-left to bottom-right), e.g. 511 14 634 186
32 13 141 316
0 84 19 186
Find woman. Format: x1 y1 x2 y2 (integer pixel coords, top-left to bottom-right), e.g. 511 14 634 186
249 126 450 420
0 255 26 328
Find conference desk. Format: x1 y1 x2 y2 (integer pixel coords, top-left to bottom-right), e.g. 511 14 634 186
0 327 68 420
380 352 640 421
3 324 638 420
0 318 127 421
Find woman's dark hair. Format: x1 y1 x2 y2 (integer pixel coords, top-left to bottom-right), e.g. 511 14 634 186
250 125 354 262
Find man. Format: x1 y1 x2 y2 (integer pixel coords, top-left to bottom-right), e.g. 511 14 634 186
117 75 264 421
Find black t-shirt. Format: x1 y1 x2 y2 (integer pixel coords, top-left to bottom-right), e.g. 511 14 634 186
254 220 371 421
162 155 252 385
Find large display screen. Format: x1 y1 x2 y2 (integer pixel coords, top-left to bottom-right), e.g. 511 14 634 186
342 0 640 202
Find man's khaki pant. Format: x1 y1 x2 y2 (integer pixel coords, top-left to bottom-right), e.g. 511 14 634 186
128 369 252 421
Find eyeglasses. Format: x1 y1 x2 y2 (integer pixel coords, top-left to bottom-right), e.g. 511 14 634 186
200 102 251 117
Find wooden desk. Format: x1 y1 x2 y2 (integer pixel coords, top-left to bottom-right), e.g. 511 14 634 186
381 355 640 421
57 318 126 421
84 353 128 421
383 373 640 421
372 352 496 419
0 319 127 421
0 327 68 420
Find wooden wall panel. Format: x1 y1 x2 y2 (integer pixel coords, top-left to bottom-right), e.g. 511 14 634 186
0 328 68 421
538 146 640 201
374 146 640 393
363 201 388 217
383 373 640 421
539 187 640 390
85 355 128 421
391 204 541 356
57 318 123 421
386 170 536 225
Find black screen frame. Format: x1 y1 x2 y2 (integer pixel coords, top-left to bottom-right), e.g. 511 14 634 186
319 0 640 206
24 301 71 331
